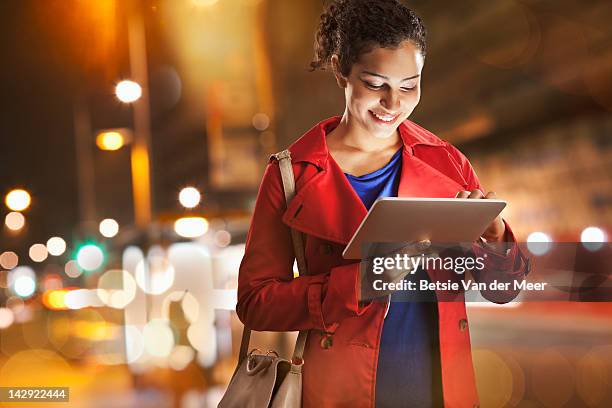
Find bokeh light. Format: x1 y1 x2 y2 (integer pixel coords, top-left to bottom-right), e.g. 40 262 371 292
43 289 69 310
0 251 18 269
5 211 25 231
214 230 232 247
187 321 216 355
115 80 142 103
96 131 125 151
0 307 15 329
99 218 119 238
5 189 31 211
64 289 103 309
0 349 77 388
143 319 175 357
169 345 195 371
42 273 63 291
531 348 575 407
152 65 182 110
174 216 209 238
97 269 137 309
13 275 36 298
526 231 553 256
580 226 607 251
178 187 201 208
46 237 67 256
576 347 609 406
181 292 200 324
8 297 31 323
64 260 82 278
76 244 105 272
8 266 36 299
252 112 270 131
135 256 175 295
124 325 145 364
162 291 199 324
6 295 25 313
472 349 514 407
29 243 48 262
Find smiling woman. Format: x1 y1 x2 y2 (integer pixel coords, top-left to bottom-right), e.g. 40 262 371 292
234 1 529 407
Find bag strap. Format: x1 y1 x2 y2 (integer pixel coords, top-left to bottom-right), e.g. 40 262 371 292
238 149 309 367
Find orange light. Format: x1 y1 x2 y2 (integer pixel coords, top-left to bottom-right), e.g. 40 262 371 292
96 131 125 151
5 189 31 211
73 320 115 341
43 289 72 310
115 80 142 103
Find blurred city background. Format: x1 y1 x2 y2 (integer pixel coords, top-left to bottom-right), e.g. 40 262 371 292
0 0 611 407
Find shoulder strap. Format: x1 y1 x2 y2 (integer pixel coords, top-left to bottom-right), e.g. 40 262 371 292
238 149 309 366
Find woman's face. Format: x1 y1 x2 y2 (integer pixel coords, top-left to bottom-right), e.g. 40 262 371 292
333 40 424 139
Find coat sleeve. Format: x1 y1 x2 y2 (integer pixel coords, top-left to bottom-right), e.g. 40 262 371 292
447 145 530 304
236 161 371 333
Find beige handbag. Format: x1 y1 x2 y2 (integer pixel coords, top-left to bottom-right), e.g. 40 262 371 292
218 150 308 408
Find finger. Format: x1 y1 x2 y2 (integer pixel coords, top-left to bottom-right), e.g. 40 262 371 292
485 191 497 199
399 239 432 256
468 189 484 199
455 190 470 199
415 239 431 252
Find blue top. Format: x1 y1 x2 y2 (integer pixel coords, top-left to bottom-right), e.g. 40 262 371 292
344 148 442 408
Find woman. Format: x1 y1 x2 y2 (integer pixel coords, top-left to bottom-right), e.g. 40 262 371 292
237 1 529 407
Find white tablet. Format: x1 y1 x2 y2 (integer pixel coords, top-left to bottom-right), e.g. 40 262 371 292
342 197 506 259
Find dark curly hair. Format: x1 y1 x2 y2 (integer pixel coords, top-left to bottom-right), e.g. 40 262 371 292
310 0 427 76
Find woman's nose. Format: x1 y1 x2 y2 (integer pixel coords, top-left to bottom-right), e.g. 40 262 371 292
381 89 401 111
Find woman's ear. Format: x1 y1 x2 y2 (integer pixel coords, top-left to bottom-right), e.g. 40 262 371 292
331 55 348 88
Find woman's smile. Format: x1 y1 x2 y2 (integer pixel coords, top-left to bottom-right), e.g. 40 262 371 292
369 110 401 124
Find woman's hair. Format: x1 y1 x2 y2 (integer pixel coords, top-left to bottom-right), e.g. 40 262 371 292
310 0 427 76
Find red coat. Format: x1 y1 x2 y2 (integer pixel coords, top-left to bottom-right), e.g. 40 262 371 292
237 116 528 408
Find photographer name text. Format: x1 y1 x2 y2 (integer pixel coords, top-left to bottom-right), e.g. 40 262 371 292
373 279 547 292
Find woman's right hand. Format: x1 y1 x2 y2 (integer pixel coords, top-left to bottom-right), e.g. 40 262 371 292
358 240 433 302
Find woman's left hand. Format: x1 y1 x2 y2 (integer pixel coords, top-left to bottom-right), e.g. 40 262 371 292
455 189 506 242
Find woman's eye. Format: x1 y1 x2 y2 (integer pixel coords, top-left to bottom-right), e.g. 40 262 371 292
364 82 384 90
401 86 417 92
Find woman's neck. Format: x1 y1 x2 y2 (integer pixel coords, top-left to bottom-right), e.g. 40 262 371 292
328 111 402 153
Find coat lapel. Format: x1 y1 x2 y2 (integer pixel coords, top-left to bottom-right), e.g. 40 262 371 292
398 152 466 198
281 117 465 245
282 158 367 245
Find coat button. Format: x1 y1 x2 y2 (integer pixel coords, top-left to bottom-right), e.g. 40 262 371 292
320 334 333 349
459 318 468 331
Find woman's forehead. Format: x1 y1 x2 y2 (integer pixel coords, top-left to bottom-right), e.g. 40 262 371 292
354 41 424 79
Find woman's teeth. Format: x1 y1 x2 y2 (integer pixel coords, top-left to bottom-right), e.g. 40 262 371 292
371 111 398 122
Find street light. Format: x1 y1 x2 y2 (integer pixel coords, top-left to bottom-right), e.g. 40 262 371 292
115 80 142 103
96 129 133 151
179 187 201 208
99 218 119 238
94 127 151 230
47 237 67 256
174 217 209 238
75 243 106 272
29 244 48 263
5 212 25 231
5 189 31 211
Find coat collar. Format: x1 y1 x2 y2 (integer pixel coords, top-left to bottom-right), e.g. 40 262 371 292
288 116 446 170
282 116 463 247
